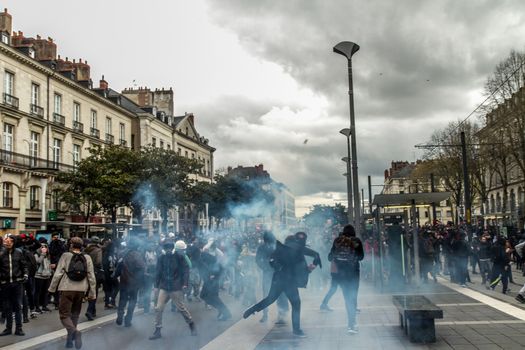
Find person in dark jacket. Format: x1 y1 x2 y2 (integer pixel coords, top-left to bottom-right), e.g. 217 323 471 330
115 238 145 327
243 232 320 338
329 224 364 334
478 233 492 285
48 234 66 309
255 231 289 323
0 235 29 336
102 242 119 309
20 236 37 323
149 240 196 340
488 236 510 293
199 240 232 321
451 231 470 287
84 236 103 320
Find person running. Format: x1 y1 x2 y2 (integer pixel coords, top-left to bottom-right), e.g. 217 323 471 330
243 232 321 338
48 236 96 349
149 240 196 340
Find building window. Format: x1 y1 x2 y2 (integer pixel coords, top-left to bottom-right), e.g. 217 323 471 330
30 131 39 166
4 71 14 96
53 93 61 114
2 123 13 152
73 102 81 122
178 147 181 155
185 150 188 158
1 32 9 45
90 110 97 129
119 123 125 140
31 83 40 106
2 183 12 208
167 144 171 150
52 138 61 166
73 144 80 165
185 127 188 135
131 134 135 150
152 137 156 147
160 140 164 149
105 117 112 135
29 186 39 210
52 189 60 210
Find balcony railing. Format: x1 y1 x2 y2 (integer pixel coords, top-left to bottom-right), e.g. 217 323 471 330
1 197 13 208
29 200 40 210
73 121 84 133
30 104 44 118
0 149 75 172
3 93 19 109
119 139 127 147
53 112 66 126
90 127 100 138
105 134 114 144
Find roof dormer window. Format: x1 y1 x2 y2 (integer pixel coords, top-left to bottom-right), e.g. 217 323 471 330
1 32 9 45
28 48 35 58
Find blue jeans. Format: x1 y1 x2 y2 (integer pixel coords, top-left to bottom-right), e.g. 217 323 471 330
117 287 138 324
340 276 359 328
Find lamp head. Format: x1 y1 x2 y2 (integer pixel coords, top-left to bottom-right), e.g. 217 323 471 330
340 128 351 137
333 41 360 59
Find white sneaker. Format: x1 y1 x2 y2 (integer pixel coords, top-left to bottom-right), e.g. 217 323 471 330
347 326 358 334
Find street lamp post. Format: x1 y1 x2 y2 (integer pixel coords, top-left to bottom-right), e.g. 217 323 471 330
340 128 353 225
334 41 361 236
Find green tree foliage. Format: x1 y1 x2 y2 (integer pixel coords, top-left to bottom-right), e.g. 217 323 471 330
138 146 203 232
303 203 347 228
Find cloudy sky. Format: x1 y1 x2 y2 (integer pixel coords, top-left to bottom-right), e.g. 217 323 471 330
6 0 525 216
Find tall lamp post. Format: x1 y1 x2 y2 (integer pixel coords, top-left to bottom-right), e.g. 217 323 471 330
334 41 361 236
340 128 353 225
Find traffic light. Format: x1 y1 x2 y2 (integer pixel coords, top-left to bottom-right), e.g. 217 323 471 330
3 219 12 229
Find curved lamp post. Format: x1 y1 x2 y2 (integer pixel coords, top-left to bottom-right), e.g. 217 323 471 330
340 128 353 225
334 41 361 236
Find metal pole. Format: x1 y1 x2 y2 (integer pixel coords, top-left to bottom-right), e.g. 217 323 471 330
461 132 472 241
347 57 361 237
412 199 421 285
368 175 373 214
345 137 354 225
430 173 437 224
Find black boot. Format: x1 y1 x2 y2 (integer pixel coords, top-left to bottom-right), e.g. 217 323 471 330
66 332 74 348
149 327 162 340
242 305 257 319
14 327 25 336
189 322 197 336
0 328 11 336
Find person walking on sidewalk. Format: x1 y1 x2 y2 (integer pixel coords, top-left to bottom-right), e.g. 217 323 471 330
488 236 510 294
329 224 364 334
0 235 29 337
478 233 492 286
84 236 103 321
149 240 196 340
114 238 145 327
34 243 53 313
48 236 96 349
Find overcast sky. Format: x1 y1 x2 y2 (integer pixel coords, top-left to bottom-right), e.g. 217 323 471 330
6 0 525 216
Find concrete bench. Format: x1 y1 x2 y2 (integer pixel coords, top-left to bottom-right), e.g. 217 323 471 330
392 295 443 343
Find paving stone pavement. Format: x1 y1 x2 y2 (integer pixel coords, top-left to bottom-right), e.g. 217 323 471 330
253 278 525 350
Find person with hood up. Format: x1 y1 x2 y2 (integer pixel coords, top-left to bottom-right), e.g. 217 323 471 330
329 224 364 334
114 238 145 327
255 231 289 323
243 232 321 338
149 240 196 340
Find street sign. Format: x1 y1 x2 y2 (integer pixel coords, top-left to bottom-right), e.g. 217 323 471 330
48 210 57 221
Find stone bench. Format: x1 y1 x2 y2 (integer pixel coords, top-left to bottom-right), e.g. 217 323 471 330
392 295 443 343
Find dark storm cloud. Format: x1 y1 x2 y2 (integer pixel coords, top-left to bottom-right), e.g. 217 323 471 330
201 0 525 203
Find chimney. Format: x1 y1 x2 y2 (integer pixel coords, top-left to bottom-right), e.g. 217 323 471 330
33 35 57 62
0 8 12 41
99 75 108 90
56 56 76 80
73 58 91 84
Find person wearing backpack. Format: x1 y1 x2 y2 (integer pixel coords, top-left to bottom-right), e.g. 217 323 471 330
48 236 96 349
114 238 145 327
419 230 436 283
329 224 364 334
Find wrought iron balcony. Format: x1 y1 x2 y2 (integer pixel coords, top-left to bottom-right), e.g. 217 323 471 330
119 139 127 146
73 121 84 133
0 149 75 172
90 128 100 138
3 93 19 109
30 104 44 118
53 112 65 126
105 134 114 144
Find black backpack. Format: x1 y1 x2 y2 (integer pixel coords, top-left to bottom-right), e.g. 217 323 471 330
333 236 360 278
66 253 88 281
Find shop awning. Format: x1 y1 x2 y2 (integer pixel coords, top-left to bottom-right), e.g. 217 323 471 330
372 192 452 207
